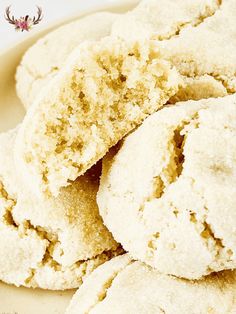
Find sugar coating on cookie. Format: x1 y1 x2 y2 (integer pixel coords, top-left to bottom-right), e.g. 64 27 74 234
98 94 236 279
112 0 235 101
0 128 120 290
16 12 119 109
15 37 182 196
162 0 236 102
66 255 236 314
112 0 220 42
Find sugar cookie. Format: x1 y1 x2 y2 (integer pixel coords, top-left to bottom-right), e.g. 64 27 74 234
66 255 236 314
98 95 236 279
0 128 120 289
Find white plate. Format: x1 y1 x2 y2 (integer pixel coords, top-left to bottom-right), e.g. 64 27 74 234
0 1 137 313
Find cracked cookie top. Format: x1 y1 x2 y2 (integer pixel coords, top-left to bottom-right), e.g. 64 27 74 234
112 0 236 101
66 255 236 314
112 0 221 42
97 94 236 279
0 128 120 290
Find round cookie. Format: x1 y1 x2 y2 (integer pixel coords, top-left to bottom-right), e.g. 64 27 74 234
15 37 181 197
0 128 120 290
66 255 236 314
16 11 120 109
97 94 236 280
112 0 235 101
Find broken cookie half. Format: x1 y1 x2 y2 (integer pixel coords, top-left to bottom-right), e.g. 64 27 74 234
66 255 236 314
15 37 182 196
97 94 236 280
0 128 121 290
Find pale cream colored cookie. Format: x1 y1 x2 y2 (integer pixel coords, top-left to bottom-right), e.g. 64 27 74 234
17 0 227 110
15 37 182 197
16 11 119 109
163 0 236 102
0 128 120 290
112 0 220 42
66 255 236 314
97 94 236 279
112 0 235 101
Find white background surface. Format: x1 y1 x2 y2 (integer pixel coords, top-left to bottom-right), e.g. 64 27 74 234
0 0 133 50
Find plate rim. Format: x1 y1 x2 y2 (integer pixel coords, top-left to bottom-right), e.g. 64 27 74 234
0 0 139 58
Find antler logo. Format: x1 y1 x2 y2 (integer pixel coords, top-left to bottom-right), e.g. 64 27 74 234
5 6 43 32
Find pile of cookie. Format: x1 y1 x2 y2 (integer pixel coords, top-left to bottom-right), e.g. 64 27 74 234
1 0 236 312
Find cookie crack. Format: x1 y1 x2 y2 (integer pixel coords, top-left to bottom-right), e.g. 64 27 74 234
24 247 124 287
18 63 59 107
184 73 234 94
86 259 133 314
138 114 200 224
154 0 223 42
150 116 197 201
202 220 233 262
0 181 18 228
0 181 61 265
186 178 234 269
23 62 58 82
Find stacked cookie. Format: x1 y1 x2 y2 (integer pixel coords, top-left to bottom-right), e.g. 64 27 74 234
1 12 123 291
1 0 235 312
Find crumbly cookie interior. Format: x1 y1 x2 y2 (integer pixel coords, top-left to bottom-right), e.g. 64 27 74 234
18 38 181 196
16 12 119 109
